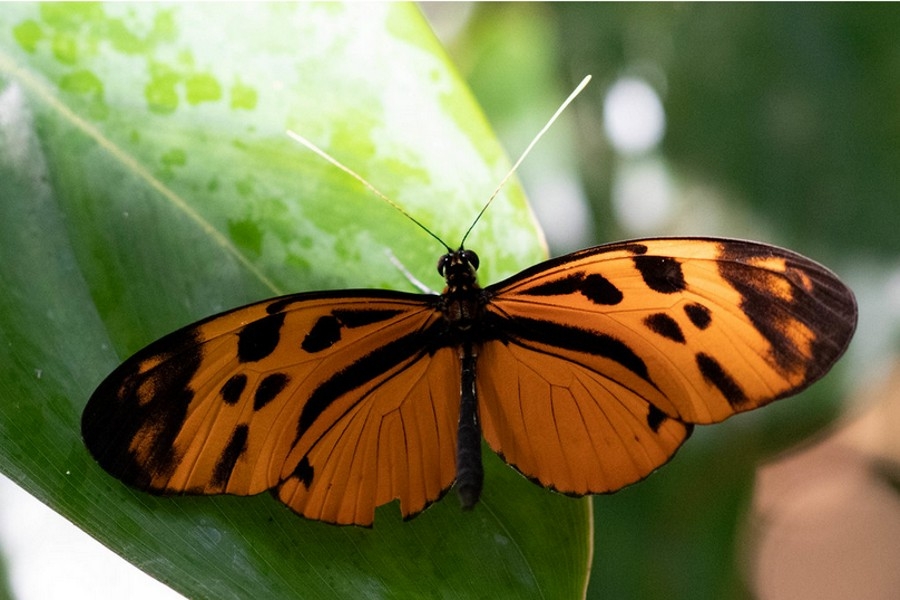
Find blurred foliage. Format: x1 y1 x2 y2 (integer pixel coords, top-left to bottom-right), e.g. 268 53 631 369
429 3 898 599
442 3 899 259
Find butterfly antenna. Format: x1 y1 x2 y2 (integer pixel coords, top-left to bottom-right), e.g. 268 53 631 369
460 75 592 248
286 130 452 252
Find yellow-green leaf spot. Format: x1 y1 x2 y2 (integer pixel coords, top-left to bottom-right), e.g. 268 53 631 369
13 20 43 54
40 2 105 30
51 32 78 65
107 18 147 55
185 73 222 105
161 148 187 168
230 82 258 111
58 70 108 120
149 10 178 45
145 71 179 114
59 69 103 96
228 218 264 256
235 177 254 198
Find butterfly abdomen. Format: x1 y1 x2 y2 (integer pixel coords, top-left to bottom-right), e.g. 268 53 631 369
455 350 483 509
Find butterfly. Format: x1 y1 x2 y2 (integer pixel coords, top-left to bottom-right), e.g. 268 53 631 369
82 236 857 526
81 79 857 526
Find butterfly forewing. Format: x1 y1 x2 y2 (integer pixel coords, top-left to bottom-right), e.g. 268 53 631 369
478 238 855 493
83 290 461 525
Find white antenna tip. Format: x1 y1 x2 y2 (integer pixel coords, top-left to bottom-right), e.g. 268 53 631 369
460 75 593 246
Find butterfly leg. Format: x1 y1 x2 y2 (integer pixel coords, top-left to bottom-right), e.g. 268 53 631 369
456 343 483 509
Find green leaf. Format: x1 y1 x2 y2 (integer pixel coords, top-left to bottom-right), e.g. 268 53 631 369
0 3 590 598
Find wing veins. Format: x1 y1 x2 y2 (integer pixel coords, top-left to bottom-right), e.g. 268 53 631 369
499 329 662 418
294 320 446 446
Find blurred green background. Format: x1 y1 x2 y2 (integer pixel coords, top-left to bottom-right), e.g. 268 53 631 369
425 3 898 599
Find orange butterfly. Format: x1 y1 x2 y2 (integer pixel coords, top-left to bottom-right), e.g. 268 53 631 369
82 80 857 526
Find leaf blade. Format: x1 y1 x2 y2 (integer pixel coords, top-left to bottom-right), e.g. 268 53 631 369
0 4 588 598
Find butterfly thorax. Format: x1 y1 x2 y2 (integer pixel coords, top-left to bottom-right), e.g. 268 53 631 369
437 248 484 332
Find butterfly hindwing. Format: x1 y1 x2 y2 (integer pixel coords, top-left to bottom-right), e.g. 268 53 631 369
478 238 855 493
477 339 693 496
83 290 460 526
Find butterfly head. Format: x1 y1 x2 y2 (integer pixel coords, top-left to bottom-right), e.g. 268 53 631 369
438 248 480 295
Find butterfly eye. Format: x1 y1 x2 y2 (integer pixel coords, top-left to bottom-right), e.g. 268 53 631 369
437 254 452 277
461 250 480 271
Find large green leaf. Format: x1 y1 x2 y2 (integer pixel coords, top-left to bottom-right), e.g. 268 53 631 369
0 3 590 598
